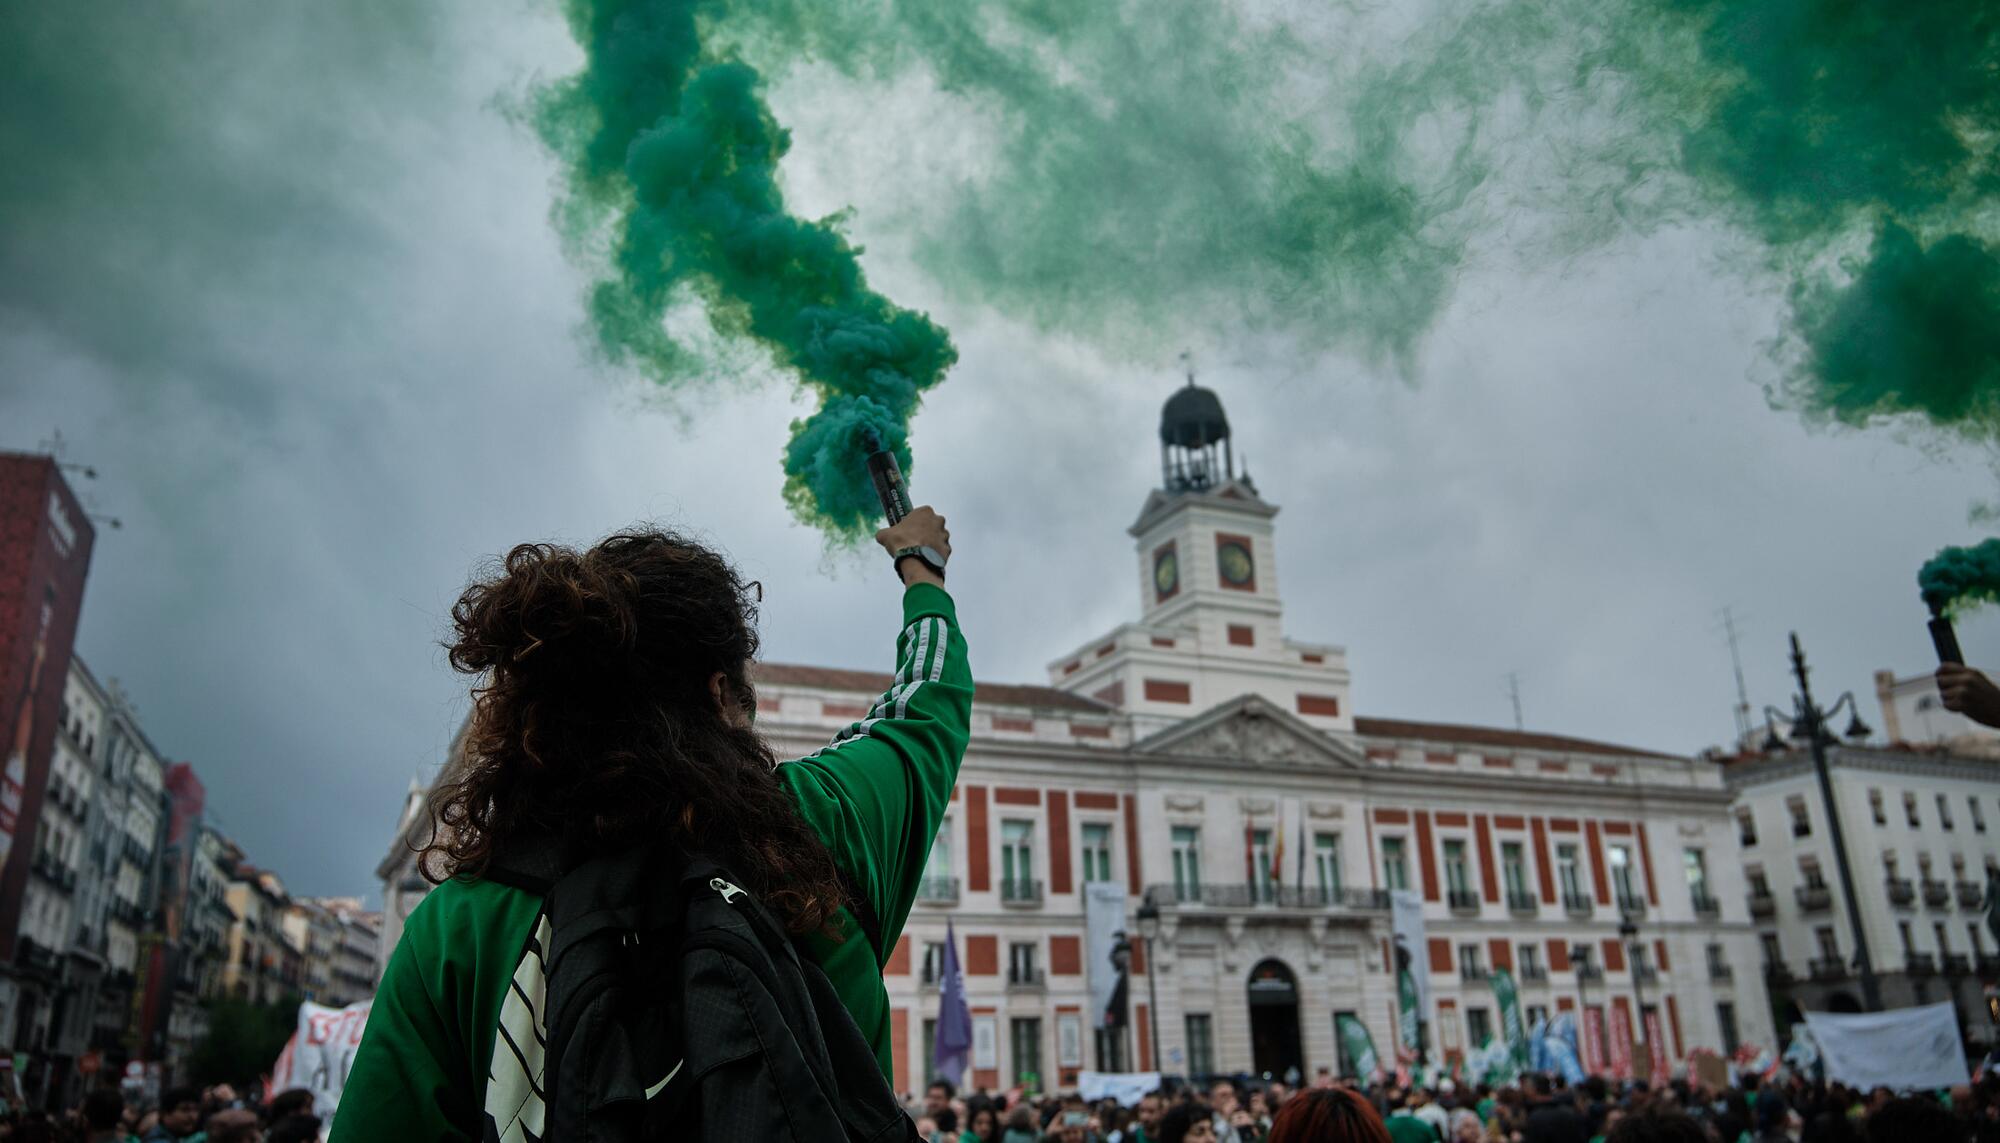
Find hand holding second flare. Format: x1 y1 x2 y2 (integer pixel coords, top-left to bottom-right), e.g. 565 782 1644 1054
877 506 950 590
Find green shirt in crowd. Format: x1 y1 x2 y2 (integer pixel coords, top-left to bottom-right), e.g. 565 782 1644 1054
331 584 973 1141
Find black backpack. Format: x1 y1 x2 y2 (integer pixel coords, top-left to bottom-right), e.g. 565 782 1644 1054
485 841 919 1142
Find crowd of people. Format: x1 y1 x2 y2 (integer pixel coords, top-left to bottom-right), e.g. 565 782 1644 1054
904 1068 2000 1143
0 1084 321 1143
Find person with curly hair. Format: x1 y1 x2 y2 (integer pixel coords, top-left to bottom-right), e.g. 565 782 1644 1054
332 509 968 1140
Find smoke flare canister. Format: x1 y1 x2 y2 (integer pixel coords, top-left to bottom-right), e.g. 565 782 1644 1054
861 429 913 525
1929 606 1964 665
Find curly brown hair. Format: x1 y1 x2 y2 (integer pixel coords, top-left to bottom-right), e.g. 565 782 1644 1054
419 527 846 936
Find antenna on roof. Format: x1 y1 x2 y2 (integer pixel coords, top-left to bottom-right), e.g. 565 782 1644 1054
1505 672 1524 731
1718 606 1753 743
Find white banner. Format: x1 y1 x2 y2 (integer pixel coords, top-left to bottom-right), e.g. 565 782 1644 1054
1084 883 1129 1030
268 999 372 1120
1389 890 1431 1023
1078 1071 1161 1107
1802 1003 1968 1091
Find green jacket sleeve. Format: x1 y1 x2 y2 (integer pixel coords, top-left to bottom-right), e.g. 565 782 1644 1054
329 900 477 1143
780 582 973 957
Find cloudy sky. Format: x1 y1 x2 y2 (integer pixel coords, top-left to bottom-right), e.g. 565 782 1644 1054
4 3 1993 898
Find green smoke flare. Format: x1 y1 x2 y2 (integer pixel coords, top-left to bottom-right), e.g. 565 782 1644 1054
534 0 955 538
1919 539 2000 616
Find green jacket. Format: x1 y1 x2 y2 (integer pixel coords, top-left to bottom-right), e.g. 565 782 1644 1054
331 584 972 1141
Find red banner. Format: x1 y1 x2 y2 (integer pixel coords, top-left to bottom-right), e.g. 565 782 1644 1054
1644 1008 1670 1081
1608 998 1635 1079
0 455 95 961
1582 1006 1607 1074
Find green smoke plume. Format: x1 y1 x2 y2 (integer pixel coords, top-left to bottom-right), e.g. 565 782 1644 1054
1920 539 2000 616
534 0 955 538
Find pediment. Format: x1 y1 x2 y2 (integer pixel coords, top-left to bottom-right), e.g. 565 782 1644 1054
1134 694 1364 770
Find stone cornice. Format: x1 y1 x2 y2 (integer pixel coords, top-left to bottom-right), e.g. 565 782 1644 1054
1724 746 2000 789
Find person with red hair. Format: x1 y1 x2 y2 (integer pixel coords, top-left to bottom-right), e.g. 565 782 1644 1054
1266 1089 1394 1143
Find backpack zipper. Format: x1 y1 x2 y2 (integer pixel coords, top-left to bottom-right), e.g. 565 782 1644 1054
709 877 745 903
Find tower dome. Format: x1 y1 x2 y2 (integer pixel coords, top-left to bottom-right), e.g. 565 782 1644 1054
1158 377 1236 493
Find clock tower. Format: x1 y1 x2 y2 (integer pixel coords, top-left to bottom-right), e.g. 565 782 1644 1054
1050 376 1352 736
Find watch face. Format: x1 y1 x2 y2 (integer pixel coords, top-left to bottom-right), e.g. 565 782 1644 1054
1154 548 1179 598
1218 540 1254 587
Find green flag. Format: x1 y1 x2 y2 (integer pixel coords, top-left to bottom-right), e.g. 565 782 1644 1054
1490 968 1527 1067
1337 1013 1380 1078
1397 966 1420 1066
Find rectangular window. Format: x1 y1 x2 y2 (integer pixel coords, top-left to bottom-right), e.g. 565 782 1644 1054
1717 1003 1740 1055
1458 942 1485 977
1760 932 1782 967
1502 842 1529 900
922 942 945 984
1905 791 1921 828
1009 942 1038 983
924 815 955 894
1787 795 1812 838
1000 820 1035 897
1939 794 1955 831
1815 926 1840 960
1898 921 1915 954
1011 1018 1042 1088
1314 833 1342 901
1736 809 1758 847
1705 942 1726 974
923 1018 939 1083
1185 1014 1215 1079
1465 1007 1493 1047
1870 789 1886 826
1973 798 1988 833
1800 857 1826 889
1172 826 1202 901
1683 848 1710 903
1251 829 1276 902
1443 839 1472 897
1080 822 1113 884
1609 844 1636 906
1935 923 1951 955
1557 843 1583 900
1747 868 1770 897
1382 837 1409 892
1519 943 1542 974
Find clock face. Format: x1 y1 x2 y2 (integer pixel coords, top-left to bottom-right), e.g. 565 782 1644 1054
1218 540 1255 587
1154 547 1179 599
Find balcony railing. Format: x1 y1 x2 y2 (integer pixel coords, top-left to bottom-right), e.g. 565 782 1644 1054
1942 953 1971 975
1000 879 1043 905
1764 962 1793 984
1904 952 1936 975
1809 956 1847 980
1563 892 1594 918
1448 889 1481 914
1690 891 1719 919
1795 884 1832 912
1507 890 1539 917
1708 962 1734 983
1923 879 1952 908
916 876 959 904
1574 963 1603 982
1459 965 1490 982
1146 883 1391 912
1519 964 1548 983
1006 968 1047 990
1886 878 1915 907
1632 963 1658 984
1748 892 1776 919
1957 881 1983 909
1616 894 1647 919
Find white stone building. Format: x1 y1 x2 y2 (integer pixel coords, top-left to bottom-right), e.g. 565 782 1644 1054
381 382 1775 1095
1722 745 2000 1051
1875 668 2000 759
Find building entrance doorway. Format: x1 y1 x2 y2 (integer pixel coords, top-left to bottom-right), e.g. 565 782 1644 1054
1247 959 1303 1081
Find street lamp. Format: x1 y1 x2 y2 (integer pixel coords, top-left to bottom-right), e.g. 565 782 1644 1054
1619 913 1651 1080
1111 930 1134 1072
1761 633 1879 1011
1137 895 1164 1075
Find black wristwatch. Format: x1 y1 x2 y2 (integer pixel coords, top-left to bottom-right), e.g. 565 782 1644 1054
894 545 948 582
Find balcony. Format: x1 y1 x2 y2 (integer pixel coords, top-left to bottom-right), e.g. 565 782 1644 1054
1923 880 1952 908
1809 956 1847 980
1632 963 1658 984
1764 962 1794 984
1795 884 1832 913
1507 890 1539 918
1448 889 1481 915
1748 892 1776 919
1904 952 1936 976
1574 962 1603 982
1459 964 1490 983
1145 883 1391 913
1519 964 1548 983
1708 962 1734 983
1886 878 1915 907
916 876 959 905
1563 892 1594 918
1690 891 1719 920
1942 953 1971 975
1000 879 1043 906
1616 894 1647 920
1958 881 1983 909
1006 968 1046 991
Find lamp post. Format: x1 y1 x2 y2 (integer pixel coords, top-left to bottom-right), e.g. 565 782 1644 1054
1111 931 1134 1072
1760 633 1878 1010
1137 895 1164 1074
1619 913 1651 1080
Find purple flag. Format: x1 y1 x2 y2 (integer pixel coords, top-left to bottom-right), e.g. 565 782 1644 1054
934 920 973 1087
